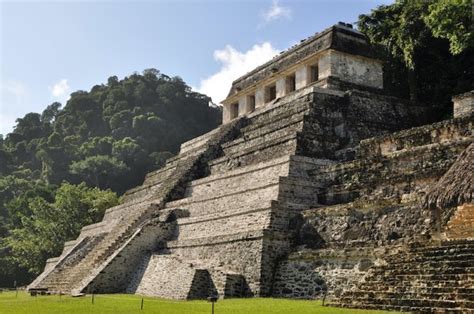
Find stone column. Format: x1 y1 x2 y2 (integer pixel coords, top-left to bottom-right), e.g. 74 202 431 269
238 95 256 115
276 78 286 98
318 50 331 81
295 65 310 90
222 104 232 124
238 96 248 115
255 88 265 108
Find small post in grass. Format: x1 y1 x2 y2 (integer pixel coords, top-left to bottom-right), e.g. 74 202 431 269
207 294 218 314
92 293 95 304
322 290 328 306
14 281 18 298
141 297 144 310
59 290 62 301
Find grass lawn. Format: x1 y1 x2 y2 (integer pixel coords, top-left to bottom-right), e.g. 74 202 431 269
0 291 391 314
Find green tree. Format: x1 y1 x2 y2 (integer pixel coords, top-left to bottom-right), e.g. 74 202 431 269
424 0 473 55
358 0 473 114
6 183 118 274
70 155 129 190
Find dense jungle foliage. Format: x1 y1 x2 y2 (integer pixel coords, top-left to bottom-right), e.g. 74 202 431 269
359 0 473 118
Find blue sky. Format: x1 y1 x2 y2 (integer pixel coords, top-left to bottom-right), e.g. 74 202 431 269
0 0 393 136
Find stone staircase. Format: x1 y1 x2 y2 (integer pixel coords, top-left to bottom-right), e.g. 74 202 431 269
119 93 331 298
29 118 246 295
312 115 474 208
37 202 162 294
31 86 327 298
445 204 474 240
332 240 474 312
209 97 312 174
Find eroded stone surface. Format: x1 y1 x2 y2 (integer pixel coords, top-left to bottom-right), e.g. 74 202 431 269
29 23 474 313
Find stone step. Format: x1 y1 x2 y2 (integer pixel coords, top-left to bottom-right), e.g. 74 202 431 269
176 207 273 241
446 226 474 234
179 127 222 155
142 164 176 186
338 296 472 309
357 283 474 294
357 116 473 159
446 233 474 240
446 227 474 234
449 212 474 218
224 126 301 156
331 301 467 313
210 133 298 173
183 161 289 201
165 183 279 217
378 258 474 269
389 253 474 264
448 218 474 224
186 155 292 196
244 99 310 132
166 229 267 249
447 219 474 225
224 111 306 148
345 290 474 302
371 273 474 282
408 242 474 253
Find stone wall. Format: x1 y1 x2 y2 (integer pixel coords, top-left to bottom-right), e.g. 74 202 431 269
167 236 265 296
452 90 474 118
131 254 202 299
271 114 473 300
318 50 382 89
297 89 429 160
295 202 430 249
272 247 388 298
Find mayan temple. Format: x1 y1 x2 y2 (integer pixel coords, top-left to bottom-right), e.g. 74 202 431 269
29 23 473 312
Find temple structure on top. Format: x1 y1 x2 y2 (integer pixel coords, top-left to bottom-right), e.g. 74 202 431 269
222 23 383 123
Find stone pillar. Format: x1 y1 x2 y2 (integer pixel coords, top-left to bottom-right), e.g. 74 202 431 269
452 91 474 118
255 88 265 108
276 78 286 98
318 50 331 81
238 97 247 115
222 104 232 124
238 95 256 115
295 65 310 90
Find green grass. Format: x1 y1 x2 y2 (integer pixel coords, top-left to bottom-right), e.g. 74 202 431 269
0 291 391 314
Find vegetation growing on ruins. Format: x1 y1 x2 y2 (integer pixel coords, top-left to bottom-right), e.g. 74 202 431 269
358 0 473 116
0 70 221 286
0 291 391 314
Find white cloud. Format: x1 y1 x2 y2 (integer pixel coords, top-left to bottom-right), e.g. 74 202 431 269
196 43 280 104
262 0 292 24
49 79 70 100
